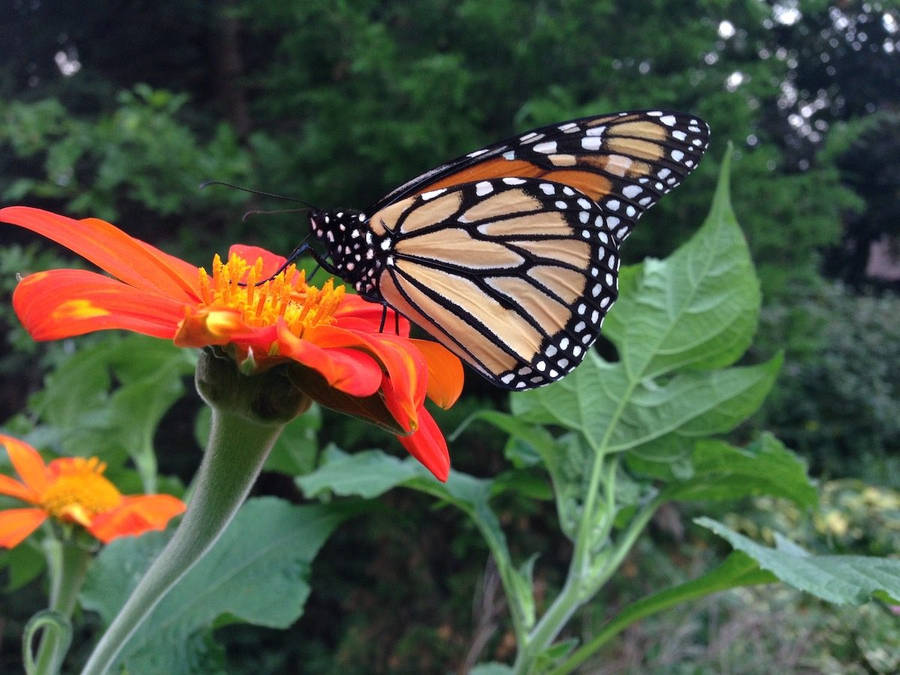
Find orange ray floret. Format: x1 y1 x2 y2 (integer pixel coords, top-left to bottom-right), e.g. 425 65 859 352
1 207 465 480
0 435 186 548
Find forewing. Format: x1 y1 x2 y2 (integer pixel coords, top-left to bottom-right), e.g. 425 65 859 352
371 110 710 238
372 178 621 389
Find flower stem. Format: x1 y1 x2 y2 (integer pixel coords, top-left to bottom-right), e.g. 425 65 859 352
80 407 281 674
30 539 90 674
80 352 308 675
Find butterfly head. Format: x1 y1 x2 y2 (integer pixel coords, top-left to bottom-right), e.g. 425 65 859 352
308 209 383 298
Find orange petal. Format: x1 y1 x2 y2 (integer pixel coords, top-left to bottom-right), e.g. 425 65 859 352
311 326 427 421
0 474 36 504
0 207 200 300
397 407 450 481
0 435 49 496
333 297 411 336
411 339 464 409
87 494 186 543
276 323 384 397
0 508 48 548
13 269 186 340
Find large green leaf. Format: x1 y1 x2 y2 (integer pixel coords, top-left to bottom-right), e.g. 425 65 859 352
664 434 817 506
696 518 900 605
80 497 355 674
511 353 780 463
603 145 759 378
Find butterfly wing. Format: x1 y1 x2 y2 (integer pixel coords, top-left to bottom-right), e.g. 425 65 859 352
344 109 709 389
369 177 621 389
370 110 710 241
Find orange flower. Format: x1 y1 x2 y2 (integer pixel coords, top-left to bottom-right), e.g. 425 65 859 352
0 434 186 547
1 207 463 479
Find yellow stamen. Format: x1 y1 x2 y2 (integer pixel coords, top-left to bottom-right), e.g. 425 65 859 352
196 253 345 338
40 457 121 521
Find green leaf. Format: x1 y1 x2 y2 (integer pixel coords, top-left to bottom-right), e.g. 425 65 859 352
297 446 425 499
603 144 760 378
81 498 355 674
696 517 900 605
512 352 781 461
0 542 45 591
664 434 817 506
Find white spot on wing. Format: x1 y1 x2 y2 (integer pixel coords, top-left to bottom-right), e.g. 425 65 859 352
421 188 446 200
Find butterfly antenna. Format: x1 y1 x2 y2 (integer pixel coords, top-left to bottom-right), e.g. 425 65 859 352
199 180 317 209
241 207 311 223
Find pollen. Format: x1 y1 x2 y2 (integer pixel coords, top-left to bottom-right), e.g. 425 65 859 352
197 253 345 338
40 457 122 520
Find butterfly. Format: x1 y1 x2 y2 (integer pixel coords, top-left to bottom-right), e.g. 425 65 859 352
301 110 709 390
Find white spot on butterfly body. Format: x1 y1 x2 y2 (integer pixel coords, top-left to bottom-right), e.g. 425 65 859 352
660 114 677 127
577 197 591 209
539 183 555 195
582 136 603 151
672 130 687 141
502 177 526 185
467 148 489 158
533 141 557 154
502 150 515 160
623 185 642 199
606 199 620 211
671 149 685 161
586 126 606 136
558 122 579 132
501 373 514 384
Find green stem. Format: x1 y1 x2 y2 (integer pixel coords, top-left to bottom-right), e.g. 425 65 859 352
512 455 619 672
30 539 91 674
132 442 158 494
80 406 282 675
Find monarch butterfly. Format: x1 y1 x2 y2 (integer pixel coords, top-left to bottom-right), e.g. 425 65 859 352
300 110 709 390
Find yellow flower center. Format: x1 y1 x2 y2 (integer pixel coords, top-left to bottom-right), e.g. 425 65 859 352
197 253 346 337
40 457 121 521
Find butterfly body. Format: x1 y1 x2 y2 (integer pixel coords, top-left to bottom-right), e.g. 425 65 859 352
305 110 710 390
